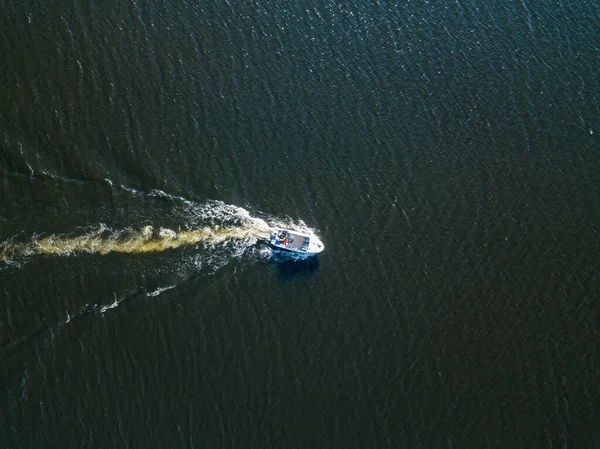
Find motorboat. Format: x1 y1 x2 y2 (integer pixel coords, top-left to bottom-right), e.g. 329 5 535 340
267 228 324 255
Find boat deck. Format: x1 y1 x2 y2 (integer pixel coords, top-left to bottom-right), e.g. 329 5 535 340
270 230 310 251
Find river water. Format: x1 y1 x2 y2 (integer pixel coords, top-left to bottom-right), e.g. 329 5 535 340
1 0 599 447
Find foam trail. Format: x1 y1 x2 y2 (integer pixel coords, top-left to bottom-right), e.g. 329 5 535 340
0 181 321 265
144 285 177 297
0 223 272 262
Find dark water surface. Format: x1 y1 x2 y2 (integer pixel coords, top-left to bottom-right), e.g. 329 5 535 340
1 0 599 447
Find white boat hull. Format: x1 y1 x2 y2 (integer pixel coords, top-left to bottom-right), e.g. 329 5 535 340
267 228 324 255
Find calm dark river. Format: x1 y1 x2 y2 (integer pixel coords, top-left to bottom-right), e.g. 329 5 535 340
1 0 599 447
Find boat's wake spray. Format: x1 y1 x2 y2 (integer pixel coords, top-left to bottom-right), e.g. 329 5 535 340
0 224 271 262
0 197 319 264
